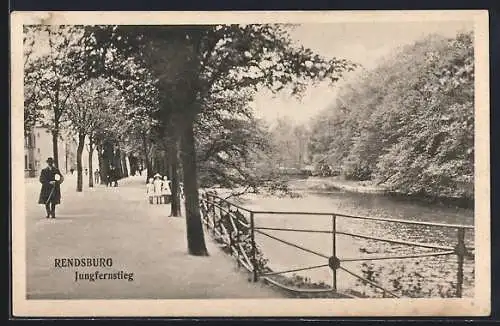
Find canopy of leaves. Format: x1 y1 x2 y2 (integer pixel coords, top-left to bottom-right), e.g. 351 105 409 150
195 89 271 188
24 25 89 132
308 32 474 200
66 78 126 140
80 24 358 189
83 24 358 107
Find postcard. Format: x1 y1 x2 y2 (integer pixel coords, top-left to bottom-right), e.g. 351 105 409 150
11 10 490 317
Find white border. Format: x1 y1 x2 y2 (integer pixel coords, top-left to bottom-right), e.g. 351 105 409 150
11 10 490 317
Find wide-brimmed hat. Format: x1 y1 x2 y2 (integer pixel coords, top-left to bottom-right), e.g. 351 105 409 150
46 157 54 163
153 173 161 178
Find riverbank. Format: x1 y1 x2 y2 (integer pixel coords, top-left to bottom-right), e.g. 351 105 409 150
288 177 388 194
287 177 473 209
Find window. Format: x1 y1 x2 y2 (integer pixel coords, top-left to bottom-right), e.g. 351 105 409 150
24 155 28 169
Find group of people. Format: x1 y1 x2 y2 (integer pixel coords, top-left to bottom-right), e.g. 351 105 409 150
38 156 185 218
90 167 119 187
67 167 119 187
146 173 172 205
106 167 120 187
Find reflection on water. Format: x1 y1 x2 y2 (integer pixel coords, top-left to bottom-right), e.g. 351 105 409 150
234 190 474 298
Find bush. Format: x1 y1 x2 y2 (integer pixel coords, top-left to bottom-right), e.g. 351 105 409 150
343 162 373 181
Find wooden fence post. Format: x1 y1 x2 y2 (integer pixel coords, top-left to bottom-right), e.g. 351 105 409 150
250 211 258 282
456 227 466 298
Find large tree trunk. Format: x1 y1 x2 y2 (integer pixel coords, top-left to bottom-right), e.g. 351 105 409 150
76 133 85 192
52 130 59 169
165 117 181 217
168 140 181 217
65 142 69 175
164 155 171 180
121 152 129 178
88 146 94 188
103 140 114 183
129 155 137 176
97 144 107 185
146 158 153 182
180 115 208 256
114 148 123 179
141 134 152 183
152 153 159 175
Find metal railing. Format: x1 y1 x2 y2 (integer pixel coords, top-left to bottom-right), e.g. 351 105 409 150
199 191 474 298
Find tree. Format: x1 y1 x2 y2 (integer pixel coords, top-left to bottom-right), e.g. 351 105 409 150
83 24 357 256
267 117 311 171
24 26 44 132
307 31 474 201
376 32 474 199
66 78 126 191
178 25 355 256
24 25 88 168
79 28 182 213
196 90 271 190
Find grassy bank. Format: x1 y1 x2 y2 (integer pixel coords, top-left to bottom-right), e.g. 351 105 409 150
288 177 388 194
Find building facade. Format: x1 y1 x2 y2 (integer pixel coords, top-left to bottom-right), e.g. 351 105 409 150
24 127 98 178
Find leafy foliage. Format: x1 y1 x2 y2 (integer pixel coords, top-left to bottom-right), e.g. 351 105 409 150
24 26 88 132
308 32 474 201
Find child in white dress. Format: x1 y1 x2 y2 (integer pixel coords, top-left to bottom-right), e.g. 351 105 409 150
153 174 163 204
146 178 154 204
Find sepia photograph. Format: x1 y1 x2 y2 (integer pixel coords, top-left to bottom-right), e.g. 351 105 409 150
11 10 490 317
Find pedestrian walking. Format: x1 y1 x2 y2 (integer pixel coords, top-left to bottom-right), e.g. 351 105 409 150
112 167 119 187
107 167 119 187
94 169 100 184
38 157 64 219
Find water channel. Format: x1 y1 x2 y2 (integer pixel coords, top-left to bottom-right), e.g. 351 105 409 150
230 187 475 298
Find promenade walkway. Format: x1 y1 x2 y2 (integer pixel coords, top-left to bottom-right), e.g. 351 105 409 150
25 174 282 299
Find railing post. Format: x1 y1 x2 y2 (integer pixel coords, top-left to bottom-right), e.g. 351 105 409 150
455 227 466 298
233 209 241 268
200 193 207 226
218 199 223 221
331 214 337 291
211 195 216 235
227 207 235 260
250 211 258 282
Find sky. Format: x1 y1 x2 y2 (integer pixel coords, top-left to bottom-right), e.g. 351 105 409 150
250 20 474 126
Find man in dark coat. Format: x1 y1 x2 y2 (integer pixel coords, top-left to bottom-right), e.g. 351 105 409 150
38 157 64 219
110 167 119 187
